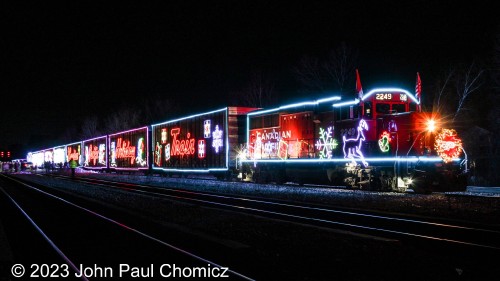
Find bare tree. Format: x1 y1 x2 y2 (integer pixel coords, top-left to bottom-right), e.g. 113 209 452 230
234 71 275 108
142 94 178 124
293 55 325 92
493 29 500 92
294 42 359 97
453 61 484 122
80 115 100 140
103 106 142 134
432 67 455 112
59 126 78 144
323 42 358 96
489 28 500 132
487 27 500 185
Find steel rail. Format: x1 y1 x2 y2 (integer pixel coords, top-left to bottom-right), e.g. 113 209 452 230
48 174 500 251
2 174 255 281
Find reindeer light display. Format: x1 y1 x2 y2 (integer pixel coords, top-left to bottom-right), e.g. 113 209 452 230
343 119 369 167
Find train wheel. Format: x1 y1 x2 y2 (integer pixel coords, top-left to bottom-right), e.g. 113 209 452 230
369 176 382 191
380 175 393 191
253 168 269 184
455 173 468 191
273 168 286 185
344 177 357 189
410 176 432 194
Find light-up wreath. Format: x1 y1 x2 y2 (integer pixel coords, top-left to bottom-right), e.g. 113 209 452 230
434 129 462 163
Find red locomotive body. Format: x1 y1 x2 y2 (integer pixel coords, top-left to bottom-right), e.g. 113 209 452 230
243 82 468 193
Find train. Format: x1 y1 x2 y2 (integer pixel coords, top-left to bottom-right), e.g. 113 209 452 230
26 72 469 193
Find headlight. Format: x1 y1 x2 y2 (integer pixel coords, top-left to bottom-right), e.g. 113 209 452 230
426 119 436 132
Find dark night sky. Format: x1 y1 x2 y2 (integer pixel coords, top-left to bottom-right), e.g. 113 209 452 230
1 1 497 156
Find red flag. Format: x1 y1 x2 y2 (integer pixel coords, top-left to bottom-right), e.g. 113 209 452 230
415 72 422 102
415 72 422 112
356 69 363 99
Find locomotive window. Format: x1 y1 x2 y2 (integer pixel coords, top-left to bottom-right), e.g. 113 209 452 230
376 103 390 114
264 114 279 127
392 104 406 113
250 113 279 129
250 117 260 129
351 106 359 119
364 102 372 119
338 108 348 120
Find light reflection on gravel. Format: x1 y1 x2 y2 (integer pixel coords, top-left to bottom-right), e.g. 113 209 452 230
71 170 500 225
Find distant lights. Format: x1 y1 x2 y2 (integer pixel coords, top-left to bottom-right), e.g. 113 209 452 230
0 151 11 158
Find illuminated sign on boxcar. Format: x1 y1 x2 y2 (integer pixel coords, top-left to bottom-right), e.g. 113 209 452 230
44 149 53 163
152 108 228 171
31 151 44 167
108 127 148 170
66 142 81 165
83 136 107 169
53 146 66 164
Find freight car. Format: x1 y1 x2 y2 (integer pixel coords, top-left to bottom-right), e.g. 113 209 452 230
82 135 108 170
27 142 79 171
108 126 149 172
151 107 257 179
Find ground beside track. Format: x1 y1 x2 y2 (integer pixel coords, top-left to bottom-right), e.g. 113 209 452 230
67 169 499 225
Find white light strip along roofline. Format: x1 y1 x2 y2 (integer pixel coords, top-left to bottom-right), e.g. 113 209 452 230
361 88 420 104
246 96 341 144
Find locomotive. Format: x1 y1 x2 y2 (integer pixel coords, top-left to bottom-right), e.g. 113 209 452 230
26 72 468 193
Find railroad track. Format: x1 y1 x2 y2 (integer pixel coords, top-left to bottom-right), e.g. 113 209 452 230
41 173 500 252
4 172 500 280
0 174 255 281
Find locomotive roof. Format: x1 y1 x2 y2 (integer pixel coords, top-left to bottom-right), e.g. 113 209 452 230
250 87 420 117
361 88 420 104
248 96 341 116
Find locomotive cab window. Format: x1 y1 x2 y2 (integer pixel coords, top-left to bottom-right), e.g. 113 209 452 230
392 103 406 113
376 103 390 114
363 102 372 119
337 106 359 120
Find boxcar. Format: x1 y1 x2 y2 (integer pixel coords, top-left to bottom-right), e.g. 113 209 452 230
151 107 257 179
82 135 108 171
108 127 149 172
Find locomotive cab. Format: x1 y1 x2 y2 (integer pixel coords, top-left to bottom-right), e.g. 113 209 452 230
355 88 467 193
